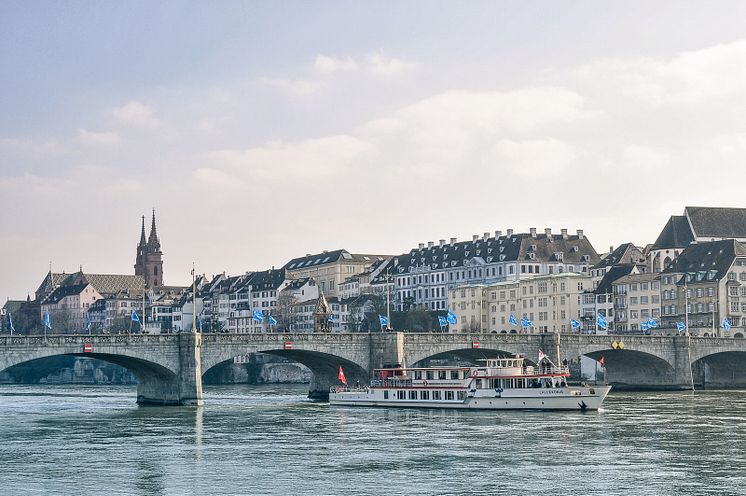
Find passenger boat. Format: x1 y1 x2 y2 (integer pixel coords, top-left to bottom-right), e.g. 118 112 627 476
329 356 610 411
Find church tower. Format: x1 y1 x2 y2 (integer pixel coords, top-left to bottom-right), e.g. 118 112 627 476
134 210 164 289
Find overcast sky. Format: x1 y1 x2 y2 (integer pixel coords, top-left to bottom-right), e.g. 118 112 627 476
3 1 746 299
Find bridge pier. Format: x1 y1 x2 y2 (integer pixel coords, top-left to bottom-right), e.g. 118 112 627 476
137 333 203 406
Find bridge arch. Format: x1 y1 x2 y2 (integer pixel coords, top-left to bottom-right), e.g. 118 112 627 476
0 335 186 404
691 350 746 388
200 334 372 399
577 348 678 389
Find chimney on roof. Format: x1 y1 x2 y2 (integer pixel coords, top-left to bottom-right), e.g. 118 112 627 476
418 243 425 250
507 229 513 237
495 230 502 238
427 241 434 248
472 234 479 242
530 228 537 238
323 250 328 253
577 229 584 240
439 239 446 246
545 228 552 241
483 232 490 241
450 237 457 245
610 245 614 253
306 254 311 257
561 229 568 239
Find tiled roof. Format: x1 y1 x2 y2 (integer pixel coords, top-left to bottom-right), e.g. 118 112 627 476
43 283 92 304
59 272 145 297
594 243 645 268
594 265 636 295
392 232 599 274
652 216 695 250
662 239 746 282
284 249 388 270
685 206 746 239
246 269 286 291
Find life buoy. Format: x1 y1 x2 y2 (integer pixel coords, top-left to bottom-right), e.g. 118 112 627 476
422 380 428 386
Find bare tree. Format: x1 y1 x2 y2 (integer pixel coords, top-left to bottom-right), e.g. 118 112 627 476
275 292 299 332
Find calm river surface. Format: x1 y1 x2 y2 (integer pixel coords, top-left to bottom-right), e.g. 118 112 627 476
1 385 745 495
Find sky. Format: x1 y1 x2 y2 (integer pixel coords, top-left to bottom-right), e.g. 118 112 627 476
3 1 746 299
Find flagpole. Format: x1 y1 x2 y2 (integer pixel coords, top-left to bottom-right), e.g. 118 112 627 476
684 281 694 392
385 268 392 331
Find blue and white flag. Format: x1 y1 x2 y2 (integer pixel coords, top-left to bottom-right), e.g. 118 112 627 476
446 310 457 325
723 318 732 331
379 315 389 328
596 313 608 330
676 321 686 333
86 315 93 331
253 309 264 323
198 316 203 332
44 309 52 329
269 315 278 327
438 315 448 328
647 317 658 329
328 314 334 323
570 319 581 330
8 313 16 334
521 317 532 328
509 314 517 326
131 309 140 323
641 321 650 332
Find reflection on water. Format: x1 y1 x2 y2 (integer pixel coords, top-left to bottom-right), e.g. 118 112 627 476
0 384 745 495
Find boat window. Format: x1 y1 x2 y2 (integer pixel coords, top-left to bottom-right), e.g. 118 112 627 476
383 391 389 399
414 371 422 380
451 371 460 380
439 371 447 380
426 371 434 380
445 390 454 401
420 390 430 400
409 390 417 400
397 390 406 400
476 379 482 388
433 390 441 400
457 391 466 401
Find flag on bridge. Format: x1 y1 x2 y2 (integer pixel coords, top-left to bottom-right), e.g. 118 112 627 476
131 309 140 324
509 314 517 326
269 315 278 327
338 365 347 385
86 314 93 332
446 310 457 325
379 315 389 329
641 321 650 332
44 309 52 330
570 319 581 330
328 314 334 323
8 313 16 334
723 318 732 331
521 317 532 328
676 322 686 333
647 317 658 329
596 313 608 330
253 309 264 323
438 316 448 329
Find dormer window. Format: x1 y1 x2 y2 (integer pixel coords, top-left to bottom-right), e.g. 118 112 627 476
528 253 535 260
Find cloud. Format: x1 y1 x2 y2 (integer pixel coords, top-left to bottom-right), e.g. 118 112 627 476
313 54 358 74
365 52 416 76
576 40 746 104
111 100 161 128
77 129 121 146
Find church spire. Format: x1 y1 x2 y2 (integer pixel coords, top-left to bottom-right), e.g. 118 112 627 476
148 209 160 251
139 215 147 246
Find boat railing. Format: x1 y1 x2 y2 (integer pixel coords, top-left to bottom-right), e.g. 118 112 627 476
527 365 569 375
329 385 369 393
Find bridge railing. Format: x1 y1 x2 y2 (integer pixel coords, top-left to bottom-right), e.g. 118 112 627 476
0 334 178 347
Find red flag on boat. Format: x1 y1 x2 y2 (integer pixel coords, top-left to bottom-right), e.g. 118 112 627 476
338 365 347 385
599 356 605 366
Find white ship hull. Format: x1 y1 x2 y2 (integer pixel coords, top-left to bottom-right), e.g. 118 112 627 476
330 386 611 411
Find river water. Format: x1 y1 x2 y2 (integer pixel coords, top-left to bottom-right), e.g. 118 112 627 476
0 384 744 496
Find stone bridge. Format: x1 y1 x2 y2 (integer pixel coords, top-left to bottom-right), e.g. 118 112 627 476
1 330 745 405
